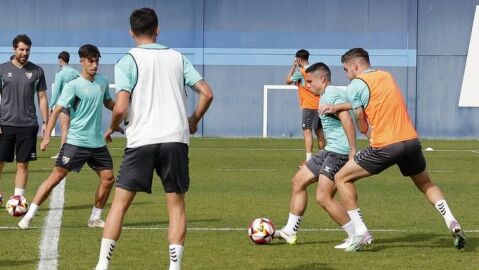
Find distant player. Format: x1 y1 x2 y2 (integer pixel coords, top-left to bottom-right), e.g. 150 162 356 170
286 49 325 167
0 34 49 197
319 48 466 251
18 44 115 230
94 8 213 270
49 51 80 159
276 62 359 249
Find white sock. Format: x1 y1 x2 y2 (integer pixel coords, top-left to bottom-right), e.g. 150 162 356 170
283 213 303 235
24 203 39 221
434 200 456 227
347 208 368 235
90 207 103 221
169 244 184 270
14 188 25 196
341 220 355 239
306 153 312 161
96 238 116 270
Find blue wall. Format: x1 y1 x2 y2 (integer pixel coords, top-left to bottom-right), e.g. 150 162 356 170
0 0 477 138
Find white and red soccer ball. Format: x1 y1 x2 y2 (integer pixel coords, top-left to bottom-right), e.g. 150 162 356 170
5 195 28 217
248 217 275 244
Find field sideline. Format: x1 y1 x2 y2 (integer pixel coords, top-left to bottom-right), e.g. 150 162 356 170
0 137 478 270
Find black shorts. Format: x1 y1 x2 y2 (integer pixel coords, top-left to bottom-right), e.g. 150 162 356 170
302 109 322 131
306 150 349 181
116 143 189 194
55 143 113 172
0 125 38 162
354 139 426 176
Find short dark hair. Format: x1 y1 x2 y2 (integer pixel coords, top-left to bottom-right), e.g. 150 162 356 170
305 62 331 82
341 48 370 64
78 44 101 59
58 51 70 63
295 49 309 60
13 34 32 48
130 7 158 36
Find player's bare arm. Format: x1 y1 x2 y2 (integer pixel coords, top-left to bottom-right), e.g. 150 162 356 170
103 99 115 111
104 90 129 142
338 110 357 160
354 106 369 135
37 90 49 137
40 105 63 150
189 79 213 135
285 59 297 85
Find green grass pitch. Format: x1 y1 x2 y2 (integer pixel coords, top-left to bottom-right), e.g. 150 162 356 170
0 138 478 269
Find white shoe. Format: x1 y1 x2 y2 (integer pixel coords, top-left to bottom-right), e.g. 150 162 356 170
279 230 297 245
334 237 353 249
88 218 105 228
18 217 30 230
345 231 374 251
50 153 59 159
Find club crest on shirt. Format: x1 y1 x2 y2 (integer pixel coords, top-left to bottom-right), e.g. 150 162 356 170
25 72 32 79
62 156 70 164
7 72 13 77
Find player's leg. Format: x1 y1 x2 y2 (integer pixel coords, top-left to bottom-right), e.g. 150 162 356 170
89 169 115 228
18 166 68 229
301 109 314 165
13 125 38 196
88 146 115 228
334 159 373 251
95 187 136 270
400 139 466 249
0 126 15 194
315 128 325 150
312 111 325 150
166 192 186 270
156 143 190 270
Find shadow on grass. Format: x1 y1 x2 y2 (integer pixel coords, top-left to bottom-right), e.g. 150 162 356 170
262 263 336 270
124 218 222 227
366 233 478 252
0 259 36 267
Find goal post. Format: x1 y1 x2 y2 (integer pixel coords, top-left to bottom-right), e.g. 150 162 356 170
262 84 297 138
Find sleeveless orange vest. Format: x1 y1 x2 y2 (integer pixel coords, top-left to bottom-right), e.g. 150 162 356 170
296 68 319 109
356 70 417 147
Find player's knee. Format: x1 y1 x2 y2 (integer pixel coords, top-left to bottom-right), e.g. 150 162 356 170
315 192 331 208
291 175 306 192
102 175 115 188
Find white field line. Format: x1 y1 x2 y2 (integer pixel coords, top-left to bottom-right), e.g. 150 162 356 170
2 225 478 233
37 178 66 270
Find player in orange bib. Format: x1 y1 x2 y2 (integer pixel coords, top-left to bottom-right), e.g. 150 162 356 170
286 49 325 167
319 48 466 251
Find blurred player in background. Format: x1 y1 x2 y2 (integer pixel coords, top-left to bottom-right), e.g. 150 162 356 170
286 49 325 167
49 51 79 159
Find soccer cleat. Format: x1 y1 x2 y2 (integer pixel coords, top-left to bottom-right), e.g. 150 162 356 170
334 237 354 249
345 231 373 252
50 153 59 159
88 218 105 228
18 217 30 230
279 230 297 245
273 228 282 239
449 220 466 250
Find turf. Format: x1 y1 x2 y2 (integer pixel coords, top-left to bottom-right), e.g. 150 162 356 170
0 138 478 269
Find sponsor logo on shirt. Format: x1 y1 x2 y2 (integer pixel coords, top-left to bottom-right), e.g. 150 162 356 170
25 72 32 79
7 73 12 77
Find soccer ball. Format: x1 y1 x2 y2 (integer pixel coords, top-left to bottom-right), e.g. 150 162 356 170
6 195 29 217
248 217 275 244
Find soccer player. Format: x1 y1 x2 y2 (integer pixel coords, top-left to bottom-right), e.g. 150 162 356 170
94 8 213 270
286 49 325 167
319 48 466 251
276 62 358 248
18 44 115 230
0 34 49 197
49 51 80 159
